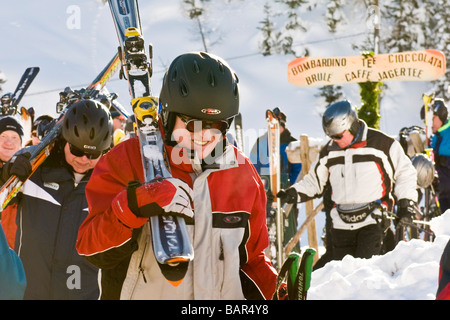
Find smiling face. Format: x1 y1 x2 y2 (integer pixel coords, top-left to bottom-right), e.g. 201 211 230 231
0 130 22 162
64 143 101 174
171 115 224 160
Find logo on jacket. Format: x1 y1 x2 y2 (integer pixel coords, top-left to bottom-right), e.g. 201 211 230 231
223 215 242 224
44 182 60 191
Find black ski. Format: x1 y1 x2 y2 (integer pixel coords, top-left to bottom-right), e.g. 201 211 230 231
1 67 40 116
107 0 193 286
0 55 119 211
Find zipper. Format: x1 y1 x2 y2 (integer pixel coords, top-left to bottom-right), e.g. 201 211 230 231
219 237 224 261
138 240 148 283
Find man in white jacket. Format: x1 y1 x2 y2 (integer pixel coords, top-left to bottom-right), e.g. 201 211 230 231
278 100 418 261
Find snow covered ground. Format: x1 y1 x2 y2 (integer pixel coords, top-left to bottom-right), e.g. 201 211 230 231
308 211 450 300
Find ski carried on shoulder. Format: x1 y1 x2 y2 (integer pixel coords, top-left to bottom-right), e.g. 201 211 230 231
107 0 193 286
0 55 119 211
1 67 40 116
273 248 316 300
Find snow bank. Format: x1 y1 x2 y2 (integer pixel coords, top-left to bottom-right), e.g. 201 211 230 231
308 211 450 300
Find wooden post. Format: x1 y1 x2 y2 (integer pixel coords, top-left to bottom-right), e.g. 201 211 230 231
299 135 319 264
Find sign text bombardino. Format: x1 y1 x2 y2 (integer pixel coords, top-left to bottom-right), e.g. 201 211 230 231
288 50 446 87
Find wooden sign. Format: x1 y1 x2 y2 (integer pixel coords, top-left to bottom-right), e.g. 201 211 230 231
288 49 446 87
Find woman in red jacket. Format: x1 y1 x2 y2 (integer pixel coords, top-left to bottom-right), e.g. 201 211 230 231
76 52 277 300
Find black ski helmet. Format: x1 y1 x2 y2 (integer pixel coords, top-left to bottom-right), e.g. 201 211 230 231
33 114 54 139
322 100 360 137
159 52 239 140
62 99 113 156
420 98 448 124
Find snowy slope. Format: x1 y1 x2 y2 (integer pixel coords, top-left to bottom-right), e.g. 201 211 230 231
1 0 448 300
309 211 450 300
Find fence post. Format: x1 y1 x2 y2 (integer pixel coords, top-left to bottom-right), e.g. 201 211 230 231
299 135 319 264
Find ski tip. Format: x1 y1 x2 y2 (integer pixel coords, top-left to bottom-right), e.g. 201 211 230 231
168 279 184 287
158 261 189 287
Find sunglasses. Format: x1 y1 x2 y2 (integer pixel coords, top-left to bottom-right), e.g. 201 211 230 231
178 114 229 133
69 143 102 159
330 132 345 140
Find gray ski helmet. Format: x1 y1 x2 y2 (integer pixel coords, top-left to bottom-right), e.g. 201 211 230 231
411 153 435 188
322 100 360 137
62 99 113 155
159 52 239 131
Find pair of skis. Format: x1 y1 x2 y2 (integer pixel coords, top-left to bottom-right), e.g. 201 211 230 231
273 249 316 300
0 53 121 211
1 66 40 144
266 109 317 299
107 0 193 286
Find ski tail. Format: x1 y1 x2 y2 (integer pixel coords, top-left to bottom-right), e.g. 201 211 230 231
107 0 193 286
272 252 301 300
294 248 316 300
273 249 316 300
3 67 40 116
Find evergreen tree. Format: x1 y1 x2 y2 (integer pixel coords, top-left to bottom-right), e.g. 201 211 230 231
182 0 215 52
382 0 421 53
428 0 450 99
258 0 310 56
316 85 344 107
358 52 382 129
258 3 279 56
325 0 346 33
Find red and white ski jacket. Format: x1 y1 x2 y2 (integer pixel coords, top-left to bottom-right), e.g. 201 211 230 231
76 137 277 300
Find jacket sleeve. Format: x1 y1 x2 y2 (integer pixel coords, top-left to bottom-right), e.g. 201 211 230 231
76 138 146 269
291 148 330 203
240 162 277 300
437 239 450 300
390 139 418 202
0 224 26 300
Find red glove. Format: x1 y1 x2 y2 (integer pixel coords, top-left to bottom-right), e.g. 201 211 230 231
112 177 194 228
278 282 288 300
